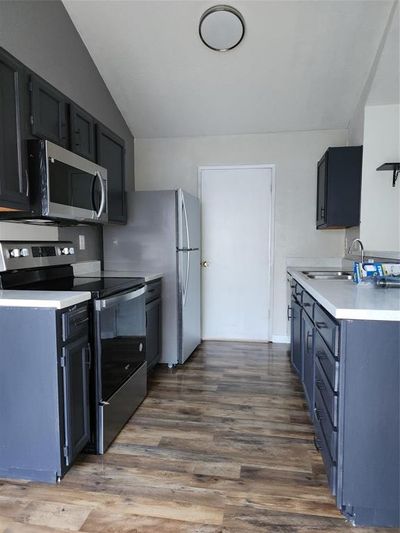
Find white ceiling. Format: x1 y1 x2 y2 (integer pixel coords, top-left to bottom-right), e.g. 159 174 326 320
63 0 394 139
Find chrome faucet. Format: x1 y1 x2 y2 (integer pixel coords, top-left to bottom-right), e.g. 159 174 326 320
348 238 365 263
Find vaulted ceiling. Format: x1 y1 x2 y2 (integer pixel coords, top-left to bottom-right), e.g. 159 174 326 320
63 0 395 139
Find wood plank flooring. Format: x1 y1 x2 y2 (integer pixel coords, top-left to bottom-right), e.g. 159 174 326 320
0 341 393 532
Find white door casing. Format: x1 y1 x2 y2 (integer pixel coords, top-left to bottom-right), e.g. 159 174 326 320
199 165 275 342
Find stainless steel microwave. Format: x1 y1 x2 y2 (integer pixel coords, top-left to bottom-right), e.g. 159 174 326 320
27 140 108 224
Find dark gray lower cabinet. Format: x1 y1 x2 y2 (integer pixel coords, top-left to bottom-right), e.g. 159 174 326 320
145 279 162 372
289 295 302 378
301 312 314 413
0 303 90 483
288 273 400 527
61 336 90 467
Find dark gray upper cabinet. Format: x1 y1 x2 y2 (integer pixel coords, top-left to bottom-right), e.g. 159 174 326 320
0 49 30 210
30 75 68 147
70 103 96 161
316 146 363 229
96 123 127 224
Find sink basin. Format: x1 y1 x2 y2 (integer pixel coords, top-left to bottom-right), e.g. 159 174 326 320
302 270 353 280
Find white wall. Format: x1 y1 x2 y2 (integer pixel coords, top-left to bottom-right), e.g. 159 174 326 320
346 1 399 251
359 104 400 252
135 128 348 340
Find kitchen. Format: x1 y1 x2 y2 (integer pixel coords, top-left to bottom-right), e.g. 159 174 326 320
0 0 399 531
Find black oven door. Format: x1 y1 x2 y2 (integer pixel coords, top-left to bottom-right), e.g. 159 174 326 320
95 286 146 401
94 285 147 453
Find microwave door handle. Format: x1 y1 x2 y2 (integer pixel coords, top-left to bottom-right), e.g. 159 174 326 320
95 171 106 219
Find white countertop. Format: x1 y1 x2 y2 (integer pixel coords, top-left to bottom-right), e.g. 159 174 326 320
0 290 91 309
78 270 163 283
288 267 400 322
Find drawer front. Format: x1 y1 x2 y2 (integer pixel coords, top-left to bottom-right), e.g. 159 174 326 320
315 359 338 428
315 412 337 495
62 304 89 343
302 291 314 320
315 385 338 460
315 332 339 392
145 280 161 303
314 304 338 355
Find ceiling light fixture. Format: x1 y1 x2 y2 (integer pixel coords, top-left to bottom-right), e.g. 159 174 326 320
199 5 245 52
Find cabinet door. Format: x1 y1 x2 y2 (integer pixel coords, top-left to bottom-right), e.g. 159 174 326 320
30 75 68 147
61 337 90 466
0 51 29 209
290 297 303 378
146 298 161 372
316 153 327 227
302 312 315 414
96 123 126 224
70 103 95 161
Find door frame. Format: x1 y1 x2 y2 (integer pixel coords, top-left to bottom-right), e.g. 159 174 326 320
198 164 276 342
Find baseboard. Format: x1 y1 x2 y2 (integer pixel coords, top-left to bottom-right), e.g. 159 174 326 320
201 337 270 343
271 335 290 344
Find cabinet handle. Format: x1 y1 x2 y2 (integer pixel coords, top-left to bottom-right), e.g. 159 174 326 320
303 302 311 308
316 321 327 329
25 170 29 197
86 343 92 368
306 331 313 351
287 305 293 320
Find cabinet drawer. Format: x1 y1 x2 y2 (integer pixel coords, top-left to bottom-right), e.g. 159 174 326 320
314 304 338 355
315 411 337 495
315 332 339 392
146 280 161 303
315 385 338 460
302 291 314 320
315 359 338 428
62 305 89 343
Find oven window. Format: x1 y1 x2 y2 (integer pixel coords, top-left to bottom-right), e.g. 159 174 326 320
98 292 146 400
49 159 101 211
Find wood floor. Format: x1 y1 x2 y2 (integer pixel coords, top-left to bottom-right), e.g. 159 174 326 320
0 341 393 532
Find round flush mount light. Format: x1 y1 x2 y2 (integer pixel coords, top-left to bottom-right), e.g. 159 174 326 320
199 5 245 52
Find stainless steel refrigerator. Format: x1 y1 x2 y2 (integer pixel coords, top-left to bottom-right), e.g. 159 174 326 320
103 189 201 366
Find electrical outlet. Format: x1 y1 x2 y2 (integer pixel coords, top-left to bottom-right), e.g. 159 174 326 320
79 234 86 250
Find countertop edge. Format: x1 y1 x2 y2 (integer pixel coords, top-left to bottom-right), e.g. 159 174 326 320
287 268 400 322
0 291 92 310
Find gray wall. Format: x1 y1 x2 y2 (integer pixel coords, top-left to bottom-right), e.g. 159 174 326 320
0 0 134 259
0 0 134 183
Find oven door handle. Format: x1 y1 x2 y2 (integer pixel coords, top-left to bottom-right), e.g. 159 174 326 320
95 286 146 310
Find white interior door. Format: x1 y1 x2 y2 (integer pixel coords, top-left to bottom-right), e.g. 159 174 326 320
200 166 274 341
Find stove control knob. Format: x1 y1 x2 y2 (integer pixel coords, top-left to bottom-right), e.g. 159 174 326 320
61 247 70 255
69 247 75 255
20 248 29 257
9 248 20 258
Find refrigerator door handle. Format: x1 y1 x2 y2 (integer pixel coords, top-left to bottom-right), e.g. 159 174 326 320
182 194 191 251
183 250 190 307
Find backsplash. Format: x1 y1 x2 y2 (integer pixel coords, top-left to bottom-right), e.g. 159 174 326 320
0 221 103 263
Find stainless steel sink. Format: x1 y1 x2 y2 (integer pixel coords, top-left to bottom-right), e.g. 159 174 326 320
302 270 353 280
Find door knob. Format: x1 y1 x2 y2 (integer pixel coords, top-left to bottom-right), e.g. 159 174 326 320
201 260 209 268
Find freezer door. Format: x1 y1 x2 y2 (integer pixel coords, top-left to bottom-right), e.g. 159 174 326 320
178 249 201 363
177 190 200 251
